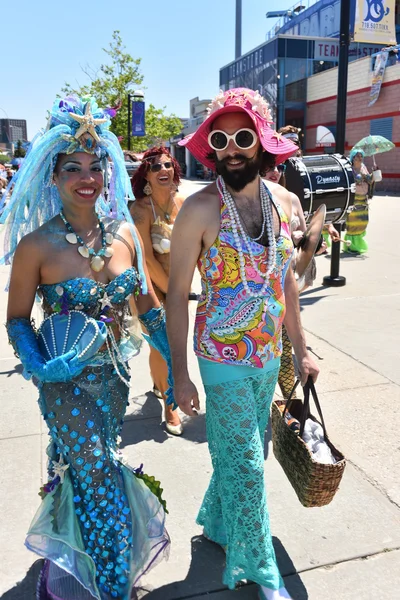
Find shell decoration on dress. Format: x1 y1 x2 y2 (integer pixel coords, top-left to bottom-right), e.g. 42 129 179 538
151 216 173 255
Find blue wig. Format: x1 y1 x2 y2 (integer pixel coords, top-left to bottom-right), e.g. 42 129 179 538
0 95 147 292
349 148 365 164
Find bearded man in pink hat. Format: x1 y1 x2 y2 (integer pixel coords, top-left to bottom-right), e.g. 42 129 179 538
166 88 319 600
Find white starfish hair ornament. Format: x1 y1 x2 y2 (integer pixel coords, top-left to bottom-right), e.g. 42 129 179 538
69 102 107 142
51 455 69 483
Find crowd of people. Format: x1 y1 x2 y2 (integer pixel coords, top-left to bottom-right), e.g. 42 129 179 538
0 86 375 600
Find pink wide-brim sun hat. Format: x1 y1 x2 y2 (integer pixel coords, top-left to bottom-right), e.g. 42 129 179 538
179 88 298 170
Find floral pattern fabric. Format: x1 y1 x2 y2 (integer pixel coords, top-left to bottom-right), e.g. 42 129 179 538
195 189 293 368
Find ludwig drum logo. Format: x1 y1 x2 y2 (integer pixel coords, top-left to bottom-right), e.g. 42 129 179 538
354 0 396 45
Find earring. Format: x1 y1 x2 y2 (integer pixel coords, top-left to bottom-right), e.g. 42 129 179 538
143 181 152 196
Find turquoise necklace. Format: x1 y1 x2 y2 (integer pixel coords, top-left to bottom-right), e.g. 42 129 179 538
60 210 114 272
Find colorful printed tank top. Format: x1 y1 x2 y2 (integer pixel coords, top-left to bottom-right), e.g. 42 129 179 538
195 183 294 368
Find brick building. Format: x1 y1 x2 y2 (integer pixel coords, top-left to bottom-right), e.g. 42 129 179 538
306 56 400 192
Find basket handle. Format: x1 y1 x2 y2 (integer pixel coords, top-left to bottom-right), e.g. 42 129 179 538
299 377 328 439
282 377 328 439
282 378 301 419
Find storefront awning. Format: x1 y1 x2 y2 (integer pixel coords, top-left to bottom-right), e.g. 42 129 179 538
316 125 335 147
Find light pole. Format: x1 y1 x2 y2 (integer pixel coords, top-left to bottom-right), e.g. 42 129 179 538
127 90 145 150
323 0 350 288
235 0 242 59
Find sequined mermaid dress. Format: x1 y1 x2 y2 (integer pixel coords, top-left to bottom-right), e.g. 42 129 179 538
28 268 169 600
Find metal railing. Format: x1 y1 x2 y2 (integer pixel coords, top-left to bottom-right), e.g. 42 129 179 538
265 0 320 40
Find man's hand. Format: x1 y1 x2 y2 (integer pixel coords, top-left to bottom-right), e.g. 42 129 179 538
174 377 200 416
297 351 320 385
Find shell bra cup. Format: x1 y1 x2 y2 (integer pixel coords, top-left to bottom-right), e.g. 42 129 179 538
38 267 140 321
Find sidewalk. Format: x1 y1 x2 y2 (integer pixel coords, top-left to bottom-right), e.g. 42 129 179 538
1 193 399 599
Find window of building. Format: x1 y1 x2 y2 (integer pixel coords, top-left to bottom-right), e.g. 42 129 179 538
370 117 393 140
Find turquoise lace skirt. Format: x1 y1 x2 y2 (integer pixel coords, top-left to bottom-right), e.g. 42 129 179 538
197 358 284 590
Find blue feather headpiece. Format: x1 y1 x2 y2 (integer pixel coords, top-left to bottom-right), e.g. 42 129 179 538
0 95 147 292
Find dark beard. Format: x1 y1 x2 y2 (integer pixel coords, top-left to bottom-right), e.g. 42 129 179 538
214 147 263 191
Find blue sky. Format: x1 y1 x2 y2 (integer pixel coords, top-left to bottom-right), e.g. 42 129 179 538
1 0 284 138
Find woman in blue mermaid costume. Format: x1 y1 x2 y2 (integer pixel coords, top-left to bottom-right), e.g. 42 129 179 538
1 96 174 599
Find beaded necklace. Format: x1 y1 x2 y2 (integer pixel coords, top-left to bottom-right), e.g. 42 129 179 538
150 194 177 224
217 176 277 298
60 211 114 273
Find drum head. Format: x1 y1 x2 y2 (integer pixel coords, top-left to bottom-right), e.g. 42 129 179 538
285 154 354 224
295 204 326 278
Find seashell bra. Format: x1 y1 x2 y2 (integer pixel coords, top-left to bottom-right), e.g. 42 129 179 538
149 198 172 255
37 267 143 373
38 267 141 322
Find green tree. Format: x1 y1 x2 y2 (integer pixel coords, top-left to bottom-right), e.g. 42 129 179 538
0 154 10 165
14 140 26 158
62 31 182 150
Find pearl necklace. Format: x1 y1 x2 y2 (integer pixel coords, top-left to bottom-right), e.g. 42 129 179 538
217 176 277 298
60 211 114 273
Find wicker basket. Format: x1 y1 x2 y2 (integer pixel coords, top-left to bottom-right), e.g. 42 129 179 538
271 378 346 507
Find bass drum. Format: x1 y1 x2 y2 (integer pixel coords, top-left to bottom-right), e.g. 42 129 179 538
285 154 355 223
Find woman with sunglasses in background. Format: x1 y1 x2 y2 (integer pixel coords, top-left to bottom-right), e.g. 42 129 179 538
131 147 185 435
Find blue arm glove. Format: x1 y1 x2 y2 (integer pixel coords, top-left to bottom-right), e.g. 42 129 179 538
138 307 177 409
6 318 90 383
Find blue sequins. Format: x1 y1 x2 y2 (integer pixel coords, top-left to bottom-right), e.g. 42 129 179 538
61 424 69 433
71 408 80 417
86 420 95 428
87 374 97 381
73 387 81 396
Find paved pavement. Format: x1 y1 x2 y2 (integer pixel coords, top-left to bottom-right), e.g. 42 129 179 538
0 181 399 599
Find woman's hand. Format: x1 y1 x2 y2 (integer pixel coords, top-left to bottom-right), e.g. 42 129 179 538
326 223 340 243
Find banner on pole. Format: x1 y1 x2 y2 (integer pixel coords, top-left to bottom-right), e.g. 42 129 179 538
354 0 397 45
131 101 145 137
368 50 389 106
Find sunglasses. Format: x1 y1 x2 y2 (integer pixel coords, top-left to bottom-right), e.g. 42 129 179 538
148 161 173 173
277 164 286 173
208 128 258 152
